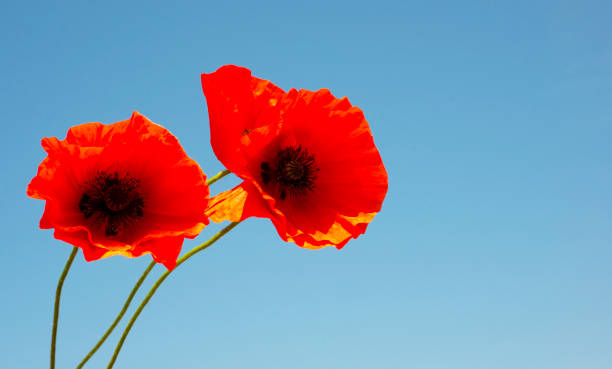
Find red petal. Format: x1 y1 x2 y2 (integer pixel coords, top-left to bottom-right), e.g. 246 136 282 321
201 65 284 175
201 66 388 250
131 236 184 270
28 111 211 269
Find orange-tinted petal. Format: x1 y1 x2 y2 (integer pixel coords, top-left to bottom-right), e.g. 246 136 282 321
206 181 273 223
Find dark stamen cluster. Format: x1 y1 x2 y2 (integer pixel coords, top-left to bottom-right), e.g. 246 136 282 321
260 145 318 200
79 171 144 236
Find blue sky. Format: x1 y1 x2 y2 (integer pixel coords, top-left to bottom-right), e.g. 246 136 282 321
1 0 611 368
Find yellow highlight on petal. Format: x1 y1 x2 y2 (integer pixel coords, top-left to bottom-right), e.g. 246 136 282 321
101 249 139 259
287 212 377 249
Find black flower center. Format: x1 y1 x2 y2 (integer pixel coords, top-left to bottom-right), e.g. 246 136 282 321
281 160 306 182
260 145 319 200
79 171 144 236
104 184 132 211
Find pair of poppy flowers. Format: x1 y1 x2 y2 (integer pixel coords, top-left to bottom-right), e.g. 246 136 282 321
27 65 388 269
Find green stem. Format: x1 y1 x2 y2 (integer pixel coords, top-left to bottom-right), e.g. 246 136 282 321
76 168 231 368
106 221 241 369
76 167 231 368
76 261 156 369
51 247 78 369
206 169 231 186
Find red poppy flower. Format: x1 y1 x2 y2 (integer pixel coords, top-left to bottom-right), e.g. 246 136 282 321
27 111 210 269
201 65 388 249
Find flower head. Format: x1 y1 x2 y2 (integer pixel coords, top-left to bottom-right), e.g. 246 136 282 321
27 111 210 269
202 65 388 249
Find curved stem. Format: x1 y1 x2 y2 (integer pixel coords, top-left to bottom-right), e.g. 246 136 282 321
106 221 241 369
51 247 78 369
205 169 231 186
76 167 230 368
76 261 156 369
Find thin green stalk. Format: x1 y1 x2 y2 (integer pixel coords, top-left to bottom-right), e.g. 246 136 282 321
76 167 230 368
51 247 78 369
76 261 156 369
206 169 231 186
106 221 241 369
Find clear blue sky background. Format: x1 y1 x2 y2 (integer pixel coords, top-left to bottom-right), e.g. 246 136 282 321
1 1 611 368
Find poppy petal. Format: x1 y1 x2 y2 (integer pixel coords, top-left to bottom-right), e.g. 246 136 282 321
28 111 210 269
201 65 285 174
201 66 388 250
130 236 184 270
206 181 273 223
